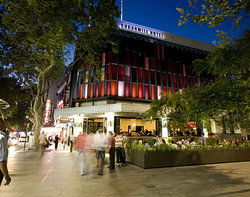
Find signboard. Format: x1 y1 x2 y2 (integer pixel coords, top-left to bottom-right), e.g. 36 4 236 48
117 20 165 40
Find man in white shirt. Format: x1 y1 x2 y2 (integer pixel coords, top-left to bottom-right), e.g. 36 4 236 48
0 119 11 186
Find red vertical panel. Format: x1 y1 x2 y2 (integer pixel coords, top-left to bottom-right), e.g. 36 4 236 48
111 65 117 80
157 44 160 60
163 87 167 97
183 76 187 88
106 81 111 96
125 83 130 97
138 69 143 83
89 84 93 98
111 81 116 96
102 53 106 65
145 70 149 84
161 45 164 60
138 84 143 99
132 84 137 98
168 88 172 95
145 57 149 69
183 64 186 76
107 65 111 80
95 83 99 97
145 85 149 99
173 74 177 89
125 65 130 81
100 82 104 97
178 76 183 89
151 85 156 100
118 66 124 81
79 84 83 99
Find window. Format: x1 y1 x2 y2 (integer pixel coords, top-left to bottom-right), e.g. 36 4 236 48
132 83 137 98
138 69 143 83
118 81 124 97
151 71 155 85
125 65 130 81
118 66 124 81
145 70 149 84
132 68 137 82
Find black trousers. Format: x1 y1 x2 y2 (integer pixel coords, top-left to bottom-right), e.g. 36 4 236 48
109 147 115 169
0 170 3 185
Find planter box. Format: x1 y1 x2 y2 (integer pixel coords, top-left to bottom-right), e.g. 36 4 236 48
126 149 250 169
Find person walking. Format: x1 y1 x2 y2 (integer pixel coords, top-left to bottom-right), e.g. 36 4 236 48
108 131 115 171
115 133 123 166
93 130 107 175
39 131 47 155
0 119 11 186
54 135 60 150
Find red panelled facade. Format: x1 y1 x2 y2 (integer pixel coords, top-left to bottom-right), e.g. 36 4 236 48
73 34 208 102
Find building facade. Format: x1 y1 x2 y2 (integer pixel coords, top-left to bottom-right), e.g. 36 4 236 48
54 20 213 137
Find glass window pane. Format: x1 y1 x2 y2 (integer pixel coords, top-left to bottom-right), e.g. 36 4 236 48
145 85 149 99
106 81 111 96
118 66 124 81
111 81 117 96
125 82 130 97
151 71 155 85
118 81 124 97
138 69 143 83
145 70 149 84
132 83 137 98
132 68 137 82
138 84 143 99
125 65 130 81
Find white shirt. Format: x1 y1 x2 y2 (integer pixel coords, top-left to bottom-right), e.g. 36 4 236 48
0 131 8 161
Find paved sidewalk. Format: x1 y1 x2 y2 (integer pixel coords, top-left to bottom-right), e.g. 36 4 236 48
1 145 250 197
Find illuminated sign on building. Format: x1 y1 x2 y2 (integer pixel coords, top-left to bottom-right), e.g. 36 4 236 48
57 100 64 109
117 20 165 39
44 99 51 125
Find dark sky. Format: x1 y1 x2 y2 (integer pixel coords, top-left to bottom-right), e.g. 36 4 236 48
116 0 248 44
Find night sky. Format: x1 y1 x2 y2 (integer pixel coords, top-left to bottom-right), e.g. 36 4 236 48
65 0 249 65
116 0 249 44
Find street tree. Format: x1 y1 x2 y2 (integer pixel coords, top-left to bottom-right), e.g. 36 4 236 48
1 0 119 148
177 0 250 43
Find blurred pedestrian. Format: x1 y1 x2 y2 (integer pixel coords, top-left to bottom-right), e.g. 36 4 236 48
93 130 107 175
115 133 123 166
54 135 60 150
39 131 47 155
0 119 11 186
108 131 115 171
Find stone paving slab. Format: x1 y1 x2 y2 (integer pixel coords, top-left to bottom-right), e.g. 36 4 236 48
1 146 250 197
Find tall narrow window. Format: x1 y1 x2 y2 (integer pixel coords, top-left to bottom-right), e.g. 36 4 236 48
118 66 124 81
125 82 130 97
157 86 161 100
111 65 117 80
100 82 105 96
125 65 130 81
118 81 124 97
145 70 149 84
145 85 149 99
151 85 156 100
162 73 166 86
151 71 155 85
132 68 137 82
84 84 88 99
111 81 117 96
95 83 99 97
178 76 183 89
106 81 111 96
80 84 83 99
138 84 143 99
138 69 143 83
144 57 149 69
107 65 111 80
132 83 137 98
89 84 93 98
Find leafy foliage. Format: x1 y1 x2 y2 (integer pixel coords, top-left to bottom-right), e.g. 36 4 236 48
177 0 250 43
143 31 250 131
0 0 119 147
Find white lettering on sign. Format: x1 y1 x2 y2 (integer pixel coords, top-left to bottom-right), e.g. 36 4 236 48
117 20 165 39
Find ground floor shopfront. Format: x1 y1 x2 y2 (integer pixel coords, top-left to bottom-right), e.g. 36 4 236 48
54 102 166 137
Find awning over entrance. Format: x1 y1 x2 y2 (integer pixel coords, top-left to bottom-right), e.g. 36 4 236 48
54 103 150 118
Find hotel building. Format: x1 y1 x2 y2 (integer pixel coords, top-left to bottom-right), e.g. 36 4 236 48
54 20 213 137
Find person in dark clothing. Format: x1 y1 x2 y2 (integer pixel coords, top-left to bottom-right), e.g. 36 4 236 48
54 135 60 150
108 131 115 171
